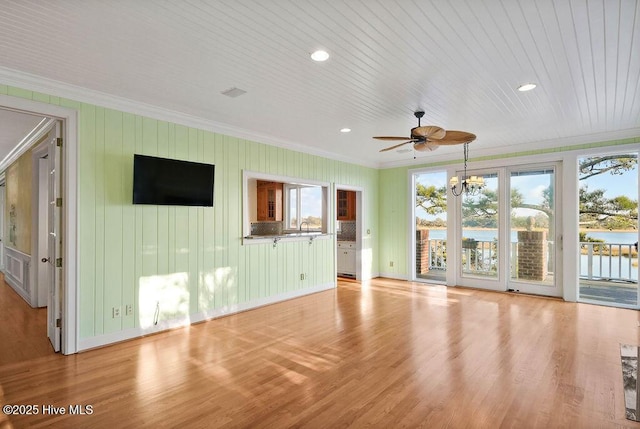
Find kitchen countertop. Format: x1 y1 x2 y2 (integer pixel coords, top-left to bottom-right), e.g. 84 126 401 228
243 232 333 245
244 231 326 239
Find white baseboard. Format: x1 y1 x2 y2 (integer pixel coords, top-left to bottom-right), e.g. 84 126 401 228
377 272 409 280
5 273 31 304
78 282 336 352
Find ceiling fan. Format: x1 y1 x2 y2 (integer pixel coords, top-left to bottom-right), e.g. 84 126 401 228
374 111 476 152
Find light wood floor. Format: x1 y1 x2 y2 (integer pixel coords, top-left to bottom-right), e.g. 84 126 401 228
0 276 52 366
2 277 640 428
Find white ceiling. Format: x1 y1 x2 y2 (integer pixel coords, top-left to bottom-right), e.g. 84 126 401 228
0 0 638 168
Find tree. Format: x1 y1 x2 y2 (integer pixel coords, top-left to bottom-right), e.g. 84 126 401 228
579 154 637 180
462 189 498 228
577 155 638 228
416 184 447 216
510 187 553 218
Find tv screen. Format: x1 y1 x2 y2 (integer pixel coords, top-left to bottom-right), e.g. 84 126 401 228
133 154 215 206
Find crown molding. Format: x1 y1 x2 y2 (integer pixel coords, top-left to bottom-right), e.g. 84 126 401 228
0 67 378 169
0 117 56 172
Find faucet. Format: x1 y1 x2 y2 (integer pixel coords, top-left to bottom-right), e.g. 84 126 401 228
299 221 310 233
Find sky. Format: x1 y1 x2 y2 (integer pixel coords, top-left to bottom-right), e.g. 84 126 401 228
300 186 323 218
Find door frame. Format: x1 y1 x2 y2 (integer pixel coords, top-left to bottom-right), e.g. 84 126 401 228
505 162 563 297
453 166 506 292
0 94 78 355
334 184 368 281
0 174 4 272
408 167 450 284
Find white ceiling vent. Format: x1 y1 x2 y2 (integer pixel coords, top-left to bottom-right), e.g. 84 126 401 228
221 87 247 98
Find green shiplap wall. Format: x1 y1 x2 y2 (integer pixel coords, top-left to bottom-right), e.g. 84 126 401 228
0 85 379 340
379 167 408 276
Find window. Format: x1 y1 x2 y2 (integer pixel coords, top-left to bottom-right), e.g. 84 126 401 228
242 171 329 239
284 184 322 230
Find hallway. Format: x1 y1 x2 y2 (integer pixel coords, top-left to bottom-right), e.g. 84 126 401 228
0 274 53 366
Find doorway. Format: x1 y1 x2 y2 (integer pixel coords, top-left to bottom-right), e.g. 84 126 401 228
0 94 78 354
577 151 639 308
411 170 449 283
335 186 366 281
0 178 4 272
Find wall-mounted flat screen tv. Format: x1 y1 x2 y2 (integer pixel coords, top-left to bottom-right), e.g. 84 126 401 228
133 154 215 206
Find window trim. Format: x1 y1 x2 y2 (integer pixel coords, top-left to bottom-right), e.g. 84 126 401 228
242 170 330 242
283 183 323 231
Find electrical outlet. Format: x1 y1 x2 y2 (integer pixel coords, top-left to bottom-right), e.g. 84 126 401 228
125 304 133 316
389 261 394 267
112 307 121 318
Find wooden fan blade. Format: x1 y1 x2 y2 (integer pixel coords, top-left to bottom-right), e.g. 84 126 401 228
411 126 446 140
373 136 412 141
435 131 477 145
413 141 440 152
379 141 415 152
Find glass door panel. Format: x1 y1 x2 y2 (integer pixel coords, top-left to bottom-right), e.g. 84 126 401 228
578 153 638 307
508 168 557 293
414 171 448 282
461 173 499 279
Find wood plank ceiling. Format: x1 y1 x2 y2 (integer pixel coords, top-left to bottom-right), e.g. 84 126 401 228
0 0 638 167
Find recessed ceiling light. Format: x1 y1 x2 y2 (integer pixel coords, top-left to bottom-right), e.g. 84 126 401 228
340 128 351 133
311 50 329 62
517 83 537 92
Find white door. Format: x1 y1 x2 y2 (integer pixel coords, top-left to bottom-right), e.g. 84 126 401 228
507 165 561 297
456 164 562 297
37 157 49 307
457 169 502 291
47 123 62 352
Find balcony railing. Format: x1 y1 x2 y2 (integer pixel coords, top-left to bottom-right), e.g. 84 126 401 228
580 242 637 283
422 239 638 283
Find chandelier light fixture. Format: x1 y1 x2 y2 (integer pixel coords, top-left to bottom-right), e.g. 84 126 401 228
450 142 485 197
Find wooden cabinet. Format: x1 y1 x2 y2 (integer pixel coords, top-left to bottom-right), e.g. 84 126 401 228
257 181 283 221
337 241 356 276
337 190 356 220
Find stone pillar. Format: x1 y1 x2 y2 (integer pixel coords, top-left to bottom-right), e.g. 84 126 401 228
517 231 547 281
416 230 430 274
